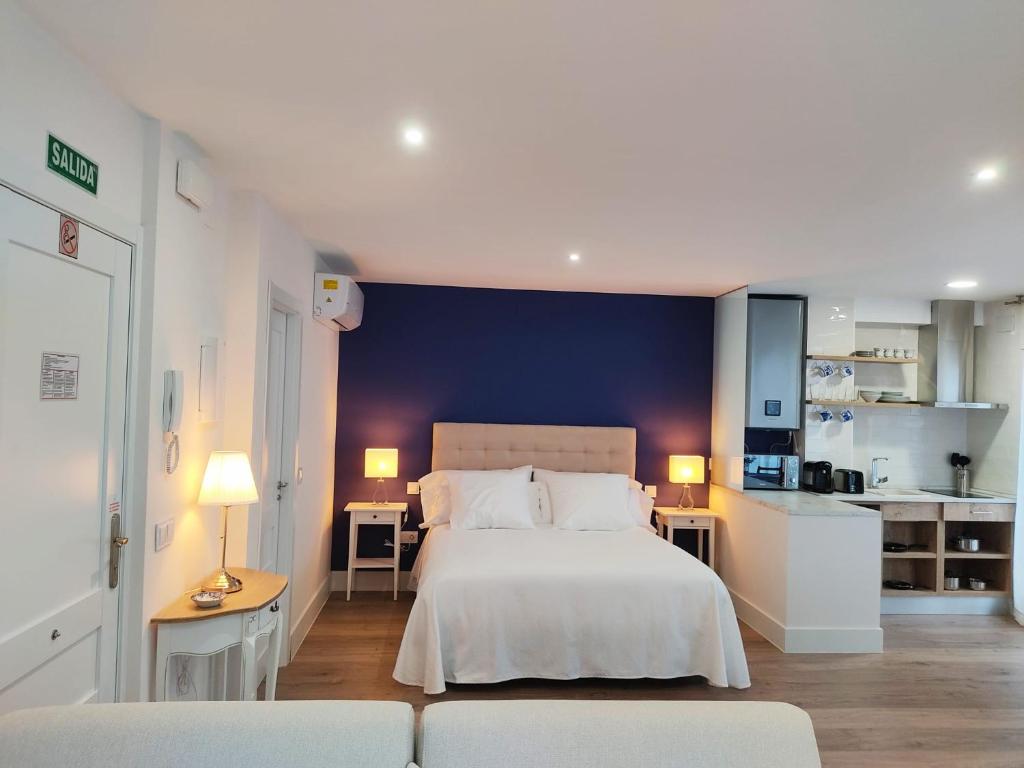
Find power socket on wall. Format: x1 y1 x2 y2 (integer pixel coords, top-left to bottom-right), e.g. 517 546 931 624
399 530 419 545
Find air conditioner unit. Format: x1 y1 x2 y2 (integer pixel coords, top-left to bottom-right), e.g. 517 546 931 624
313 273 363 331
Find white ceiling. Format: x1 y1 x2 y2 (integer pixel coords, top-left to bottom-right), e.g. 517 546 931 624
19 1 1024 300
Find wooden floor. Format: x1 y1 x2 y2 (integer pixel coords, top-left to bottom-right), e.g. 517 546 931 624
278 593 1024 767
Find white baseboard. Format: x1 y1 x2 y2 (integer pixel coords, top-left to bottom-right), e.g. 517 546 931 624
1014 608 1024 626
289 575 330 660
728 589 786 652
729 588 883 653
330 570 413 592
882 595 1010 616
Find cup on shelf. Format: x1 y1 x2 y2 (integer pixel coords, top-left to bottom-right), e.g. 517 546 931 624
904 349 915 359
873 347 884 357
894 348 905 358
817 408 834 423
817 362 836 378
839 363 855 378
883 348 894 358
839 408 854 422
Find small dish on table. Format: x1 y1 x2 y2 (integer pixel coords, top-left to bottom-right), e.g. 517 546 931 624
190 590 226 609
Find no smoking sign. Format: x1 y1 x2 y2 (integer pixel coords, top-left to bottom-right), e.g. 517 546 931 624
58 215 79 259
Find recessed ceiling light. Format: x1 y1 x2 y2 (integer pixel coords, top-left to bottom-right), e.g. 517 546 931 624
400 123 427 150
568 252 581 262
946 280 978 289
973 166 999 183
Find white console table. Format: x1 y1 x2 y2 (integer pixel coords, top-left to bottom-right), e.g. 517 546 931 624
152 568 287 701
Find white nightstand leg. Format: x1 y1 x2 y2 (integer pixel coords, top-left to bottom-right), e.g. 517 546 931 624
393 517 400 600
347 512 356 601
154 627 170 702
265 615 283 701
698 529 704 563
709 521 717 571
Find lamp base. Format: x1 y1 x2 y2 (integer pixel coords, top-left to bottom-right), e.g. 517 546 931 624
677 483 696 510
203 568 243 594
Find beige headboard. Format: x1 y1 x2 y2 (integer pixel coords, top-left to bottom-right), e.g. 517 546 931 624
432 422 636 478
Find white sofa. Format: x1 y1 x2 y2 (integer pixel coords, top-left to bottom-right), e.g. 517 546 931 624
0 699 820 768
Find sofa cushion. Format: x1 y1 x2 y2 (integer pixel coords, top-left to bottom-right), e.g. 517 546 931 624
0 700 414 768
418 700 821 768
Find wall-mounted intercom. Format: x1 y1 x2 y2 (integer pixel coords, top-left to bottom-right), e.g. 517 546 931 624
163 369 183 474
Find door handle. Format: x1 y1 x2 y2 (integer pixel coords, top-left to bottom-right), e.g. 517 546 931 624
276 481 289 489
109 512 128 589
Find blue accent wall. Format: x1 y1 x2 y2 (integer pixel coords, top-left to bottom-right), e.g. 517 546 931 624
332 283 715 570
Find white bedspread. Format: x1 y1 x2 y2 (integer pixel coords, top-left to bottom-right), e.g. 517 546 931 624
393 525 751 694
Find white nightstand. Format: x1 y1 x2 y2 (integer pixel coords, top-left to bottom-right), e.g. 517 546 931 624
654 507 717 570
344 502 408 601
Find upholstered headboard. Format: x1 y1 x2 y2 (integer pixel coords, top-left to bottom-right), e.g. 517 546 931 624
432 422 637 478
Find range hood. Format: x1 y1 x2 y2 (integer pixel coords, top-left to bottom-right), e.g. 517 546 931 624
917 300 1008 410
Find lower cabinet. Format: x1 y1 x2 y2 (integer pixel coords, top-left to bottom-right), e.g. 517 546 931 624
879 503 1014 598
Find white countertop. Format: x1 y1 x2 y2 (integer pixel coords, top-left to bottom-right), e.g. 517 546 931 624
824 489 1017 505
726 486 1015 518
735 488 881 517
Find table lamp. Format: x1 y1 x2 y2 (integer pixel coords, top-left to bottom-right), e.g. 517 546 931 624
669 455 705 510
365 448 398 504
198 450 259 593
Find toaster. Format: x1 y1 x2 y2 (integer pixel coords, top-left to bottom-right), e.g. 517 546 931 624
802 461 834 493
833 468 865 494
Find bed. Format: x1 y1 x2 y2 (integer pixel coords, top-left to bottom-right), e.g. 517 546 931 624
392 423 751 694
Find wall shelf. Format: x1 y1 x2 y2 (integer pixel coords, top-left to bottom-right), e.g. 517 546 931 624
882 551 936 559
807 399 922 409
807 355 920 364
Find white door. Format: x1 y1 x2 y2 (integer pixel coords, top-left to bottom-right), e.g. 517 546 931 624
260 308 289 573
0 186 131 713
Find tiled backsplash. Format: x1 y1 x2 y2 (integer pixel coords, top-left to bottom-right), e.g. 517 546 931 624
805 405 967 488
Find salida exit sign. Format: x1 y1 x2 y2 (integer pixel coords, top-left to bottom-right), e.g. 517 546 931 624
47 134 98 195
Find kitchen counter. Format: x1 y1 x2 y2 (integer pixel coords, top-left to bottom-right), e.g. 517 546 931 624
817 489 1017 505
729 487 881 517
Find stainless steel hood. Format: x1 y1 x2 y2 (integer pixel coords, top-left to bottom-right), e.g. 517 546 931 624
918 300 1008 410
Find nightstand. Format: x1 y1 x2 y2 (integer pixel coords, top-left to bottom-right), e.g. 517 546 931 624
654 507 717 570
344 502 408 601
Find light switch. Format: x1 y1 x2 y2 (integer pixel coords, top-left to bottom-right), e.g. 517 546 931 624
644 485 657 498
407 482 420 495
154 518 175 551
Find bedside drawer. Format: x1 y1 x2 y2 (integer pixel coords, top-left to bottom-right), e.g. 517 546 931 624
668 515 712 528
355 509 395 523
258 599 281 631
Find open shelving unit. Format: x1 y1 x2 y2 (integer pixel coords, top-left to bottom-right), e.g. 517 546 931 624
807 354 920 365
872 501 1014 599
807 399 922 409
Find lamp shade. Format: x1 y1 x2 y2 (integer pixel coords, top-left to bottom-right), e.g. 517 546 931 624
364 448 398 479
669 455 705 485
197 451 259 506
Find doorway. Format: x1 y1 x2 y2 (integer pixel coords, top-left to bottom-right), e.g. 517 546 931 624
0 186 132 712
259 291 302 662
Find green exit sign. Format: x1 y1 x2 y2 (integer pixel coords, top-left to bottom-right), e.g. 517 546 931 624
47 134 98 196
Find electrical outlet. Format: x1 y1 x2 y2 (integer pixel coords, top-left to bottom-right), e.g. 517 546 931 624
400 530 419 545
154 518 174 551
644 485 657 498
406 481 420 495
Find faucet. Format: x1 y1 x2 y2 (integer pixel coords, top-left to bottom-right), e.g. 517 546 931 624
870 457 889 489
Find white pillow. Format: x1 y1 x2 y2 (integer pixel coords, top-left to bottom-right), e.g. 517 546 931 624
534 469 634 531
528 481 553 525
419 466 532 526
628 487 655 529
447 470 534 530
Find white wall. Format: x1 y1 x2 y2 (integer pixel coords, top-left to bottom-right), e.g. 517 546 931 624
0 0 143 231
711 288 748 489
970 301 1022 495
2 1 336 701
137 125 233 700
224 194 337 658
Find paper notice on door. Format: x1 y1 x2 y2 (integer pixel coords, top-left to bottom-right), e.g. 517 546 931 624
40 352 79 400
